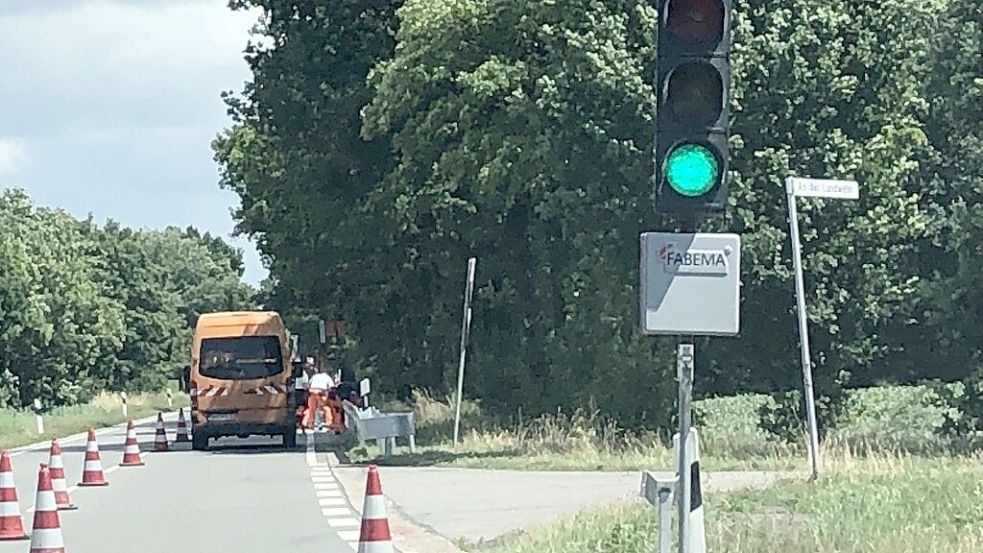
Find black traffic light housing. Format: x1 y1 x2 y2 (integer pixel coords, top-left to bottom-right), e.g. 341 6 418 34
654 0 733 218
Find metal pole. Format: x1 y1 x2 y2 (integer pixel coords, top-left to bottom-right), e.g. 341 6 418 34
453 257 477 446
658 487 672 553
786 179 822 479
676 342 694 553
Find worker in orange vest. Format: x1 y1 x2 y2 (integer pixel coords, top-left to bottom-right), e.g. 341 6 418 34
302 363 336 430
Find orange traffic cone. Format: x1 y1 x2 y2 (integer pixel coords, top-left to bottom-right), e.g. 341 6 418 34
154 412 169 452
0 450 28 541
120 419 145 466
78 429 109 487
47 440 76 510
357 465 394 553
175 408 191 443
29 464 65 553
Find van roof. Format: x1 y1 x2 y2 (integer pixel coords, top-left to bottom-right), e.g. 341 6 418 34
196 311 283 328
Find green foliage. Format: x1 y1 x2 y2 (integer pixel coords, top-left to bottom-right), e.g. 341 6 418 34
215 0 981 437
829 383 965 450
0 188 255 408
0 189 125 406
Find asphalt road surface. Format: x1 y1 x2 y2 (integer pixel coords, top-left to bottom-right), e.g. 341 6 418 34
1 413 367 553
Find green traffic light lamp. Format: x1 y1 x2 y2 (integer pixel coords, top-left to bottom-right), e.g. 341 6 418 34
664 143 720 197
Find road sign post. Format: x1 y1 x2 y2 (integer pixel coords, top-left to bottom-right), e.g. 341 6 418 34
785 177 859 480
641 232 738 553
452 257 477 447
676 344 694 553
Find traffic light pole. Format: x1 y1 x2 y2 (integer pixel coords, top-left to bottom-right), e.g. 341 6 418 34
676 214 700 553
676 341 694 553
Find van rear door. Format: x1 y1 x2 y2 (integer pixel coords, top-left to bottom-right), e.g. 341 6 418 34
195 335 289 418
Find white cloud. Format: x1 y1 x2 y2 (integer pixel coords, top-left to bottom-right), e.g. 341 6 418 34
0 0 261 137
0 138 28 175
0 1 268 285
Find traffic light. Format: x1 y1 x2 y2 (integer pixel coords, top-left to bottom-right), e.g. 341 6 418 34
654 0 732 217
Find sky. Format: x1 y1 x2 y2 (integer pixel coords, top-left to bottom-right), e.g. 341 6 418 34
0 0 268 284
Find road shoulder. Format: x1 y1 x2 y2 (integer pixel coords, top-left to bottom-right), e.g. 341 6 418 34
327 451 466 553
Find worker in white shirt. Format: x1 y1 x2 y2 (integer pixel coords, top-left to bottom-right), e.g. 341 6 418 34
303 364 336 430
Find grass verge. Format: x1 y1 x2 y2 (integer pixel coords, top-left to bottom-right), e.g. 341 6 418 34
346 391 804 471
345 389 980 472
0 390 187 450
465 453 983 553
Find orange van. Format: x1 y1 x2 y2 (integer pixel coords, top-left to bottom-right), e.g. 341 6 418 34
188 311 297 450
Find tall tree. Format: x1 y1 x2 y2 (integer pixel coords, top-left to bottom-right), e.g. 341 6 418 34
361 0 940 422
217 0 962 430
214 0 407 385
910 0 983 426
0 188 258 406
0 189 126 406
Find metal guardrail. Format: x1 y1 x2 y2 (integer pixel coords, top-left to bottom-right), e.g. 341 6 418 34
342 401 416 457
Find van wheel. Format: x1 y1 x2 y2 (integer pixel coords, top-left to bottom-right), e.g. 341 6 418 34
192 435 208 451
283 430 297 449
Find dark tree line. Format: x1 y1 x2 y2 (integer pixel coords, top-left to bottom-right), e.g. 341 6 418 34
214 0 981 430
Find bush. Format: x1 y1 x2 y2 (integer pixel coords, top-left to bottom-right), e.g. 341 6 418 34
827 383 964 452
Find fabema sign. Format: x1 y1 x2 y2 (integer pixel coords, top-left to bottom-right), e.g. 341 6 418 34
640 232 741 336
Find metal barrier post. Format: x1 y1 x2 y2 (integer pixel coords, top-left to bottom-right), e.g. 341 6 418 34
642 472 677 553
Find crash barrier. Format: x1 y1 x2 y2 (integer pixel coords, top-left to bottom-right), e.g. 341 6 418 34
640 427 706 553
342 401 416 457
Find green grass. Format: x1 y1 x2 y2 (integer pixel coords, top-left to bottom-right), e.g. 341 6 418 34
0 390 188 450
345 386 980 473
346 391 807 471
465 453 983 553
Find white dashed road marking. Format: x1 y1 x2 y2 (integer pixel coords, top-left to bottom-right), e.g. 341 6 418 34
305 432 360 552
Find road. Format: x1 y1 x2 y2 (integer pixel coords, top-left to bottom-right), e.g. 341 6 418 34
334 464 794 548
1 413 369 553
2 414 793 553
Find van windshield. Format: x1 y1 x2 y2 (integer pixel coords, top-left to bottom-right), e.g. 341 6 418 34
199 336 284 380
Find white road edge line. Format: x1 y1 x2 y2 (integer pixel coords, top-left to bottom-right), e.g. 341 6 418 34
10 411 177 455
306 432 368 550
327 517 361 528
